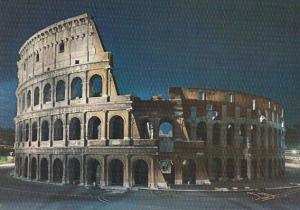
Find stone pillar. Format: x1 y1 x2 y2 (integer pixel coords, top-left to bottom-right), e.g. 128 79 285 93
124 111 131 140
37 155 40 180
123 157 130 187
49 117 53 147
207 123 213 145
154 118 161 139
257 126 261 148
155 158 168 188
235 158 241 180
175 159 182 185
63 155 68 184
28 155 32 179
29 119 32 147
80 156 85 185
100 156 106 187
63 114 67 146
234 124 241 148
221 158 227 181
247 158 252 180
220 123 227 146
149 158 155 188
82 73 87 103
48 156 52 182
196 158 210 184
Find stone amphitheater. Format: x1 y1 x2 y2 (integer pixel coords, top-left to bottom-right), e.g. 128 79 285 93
14 14 285 188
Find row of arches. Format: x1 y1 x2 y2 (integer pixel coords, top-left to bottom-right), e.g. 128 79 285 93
17 157 150 187
18 115 125 142
210 158 284 181
17 117 283 149
19 75 103 111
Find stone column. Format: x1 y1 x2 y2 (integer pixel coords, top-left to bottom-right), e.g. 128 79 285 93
100 156 106 187
175 159 182 185
63 155 68 184
220 123 227 146
235 158 241 180
221 158 227 181
196 158 210 184
48 156 52 182
206 123 213 145
80 155 85 185
149 158 155 188
123 157 130 187
247 158 252 180
28 155 32 179
234 124 241 148
124 111 131 141
153 118 160 139
37 155 40 180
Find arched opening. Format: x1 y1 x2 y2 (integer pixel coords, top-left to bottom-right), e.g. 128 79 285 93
240 124 246 145
68 158 80 185
41 121 49 141
252 159 257 179
34 87 39 106
25 123 29 142
196 122 207 141
251 125 257 145
109 159 124 186
89 75 102 97
40 158 48 181
31 157 37 180
53 159 63 183
69 118 81 140
212 158 222 181
140 120 152 139
86 159 101 185
182 159 196 184
212 123 221 145
159 121 173 139
59 42 64 53
56 80 65 102
54 119 63 140
226 158 235 179
241 159 247 179
23 157 28 178
109 116 124 139
32 122 37 142
162 163 175 185
268 159 272 178
88 117 101 139
27 91 31 108
43 83 51 103
71 77 82 100
18 123 23 142
134 160 148 186
226 123 234 145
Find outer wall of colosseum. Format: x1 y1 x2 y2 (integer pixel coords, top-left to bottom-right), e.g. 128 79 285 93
14 14 285 188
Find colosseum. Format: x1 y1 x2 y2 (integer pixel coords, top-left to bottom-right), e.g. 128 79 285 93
14 14 285 188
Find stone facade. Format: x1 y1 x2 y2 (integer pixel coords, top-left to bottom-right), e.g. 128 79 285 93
14 14 285 188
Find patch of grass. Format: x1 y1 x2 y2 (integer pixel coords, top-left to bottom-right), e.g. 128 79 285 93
0 156 14 164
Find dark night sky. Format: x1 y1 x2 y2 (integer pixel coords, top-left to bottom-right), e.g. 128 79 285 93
0 0 299 128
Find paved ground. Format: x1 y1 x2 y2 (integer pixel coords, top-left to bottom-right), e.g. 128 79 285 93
1 165 300 210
